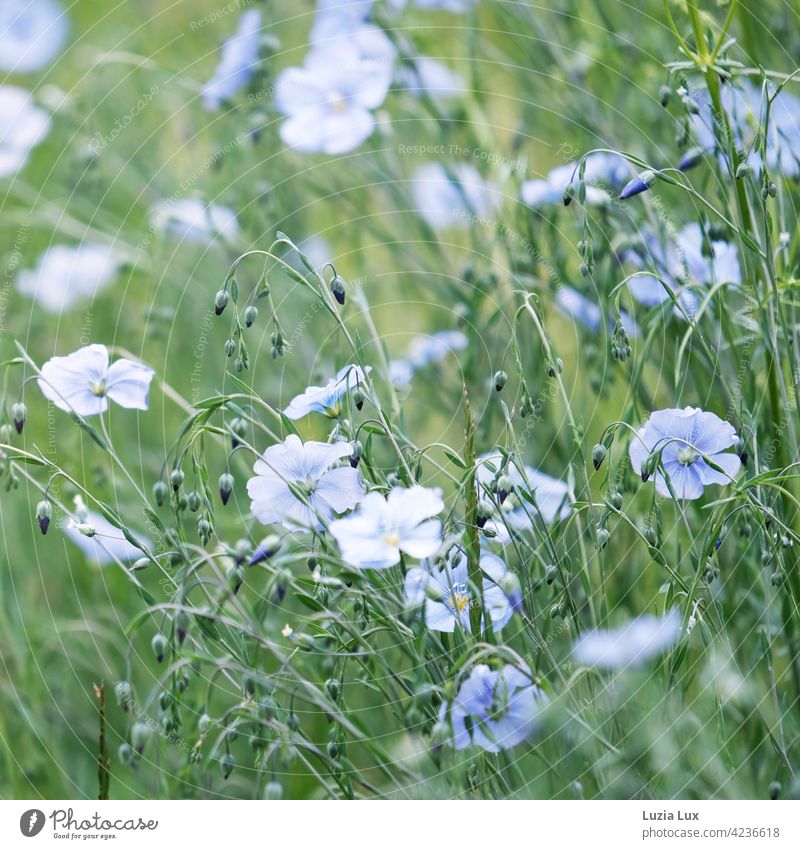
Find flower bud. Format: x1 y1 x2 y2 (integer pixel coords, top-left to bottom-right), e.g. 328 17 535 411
563 182 575 206
496 474 512 504
619 171 653 200
151 632 168 663
224 338 236 358
219 472 234 506
476 501 492 529
259 693 277 720
610 490 623 510
153 480 168 506
545 564 557 585
230 417 247 449
198 713 211 734
353 387 364 411
187 490 201 512
596 527 611 549
115 680 132 709
249 534 282 565
175 610 189 645
36 500 52 534
659 84 671 106
244 305 258 327
159 690 172 712
221 752 236 779
263 781 283 800
11 402 26 434
331 275 346 305
131 722 151 754
214 289 230 315
592 443 606 471
349 440 362 468
197 517 213 543
769 781 781 800
170 468 184 491
326 678 341 701
118 743 133 765
494 370 507 392
640 453 657 482
227 562 245 594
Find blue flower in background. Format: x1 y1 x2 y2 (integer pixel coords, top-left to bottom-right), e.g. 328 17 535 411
521 152 628 208
404 548 514 632
411 163 498 229
247 435 365 530
150 198 240 246
407 329 468 366
399 56 465 101
410 0 479 12
16 243 120 314
0 85 50 178
439 663 547 752
556 286 638 338
311 0 373 43
629 406 741 500
0 0 69 73
283 365 370 419
64 506 148 566
202 9 261 110
275 41 392 154
573 609 681 669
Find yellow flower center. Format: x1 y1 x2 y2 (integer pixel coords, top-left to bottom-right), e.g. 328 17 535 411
327 91 349 113
384 532 400 548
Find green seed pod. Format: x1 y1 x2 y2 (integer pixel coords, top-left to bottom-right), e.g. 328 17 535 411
596 527 611 549
326 678 341 701
170 468 184 491
187 490 201 512
545 564 557 585
244 305 258 327
494 370 507 392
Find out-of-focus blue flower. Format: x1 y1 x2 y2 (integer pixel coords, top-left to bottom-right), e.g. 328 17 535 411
0 85 50 178
477 452 571 535
622 223 740 319
629 406 741 500
556 286 638 338
407 329 468 366
439 663 547 752
0 0 69 73
311 0 373 43
202 9 262 110
329 485 444 569
16 243 119 314
150 198 239 246
275 41 392 154
64 506 148 566
283 364 370 419
389 359 414 391
399 56 465 100
573 609 681 669
39 344 154 416
411 0 479 12
690 81 800 178
521 152 627 208
411 163 499 229
247 435 365 530
404 547 514 632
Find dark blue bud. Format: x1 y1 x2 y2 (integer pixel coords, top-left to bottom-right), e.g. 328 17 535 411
619 173 653 200
677 147 705 172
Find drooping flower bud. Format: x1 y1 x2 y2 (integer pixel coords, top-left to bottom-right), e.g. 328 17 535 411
170 468 184 491
151 632 168 663
659 84 671 107
214 289 230 315
596 527 611 549
221 752 236 779
496 474 512 504
115 680 132 710
353 387 364 411
187 490 201 512
153 480 168 506
263 781 283 800
476 501 492 529
131 722 151 754
244 305 258 327
36 500 52 534
11 402 26 434
118 743 133 765
545 564 557 585
677 146 703 172
592 443 606 470
494 370 507 392
349 440 362 468
331 275 346 305
218 472 234 506
249 534 282 565
619 171 654 200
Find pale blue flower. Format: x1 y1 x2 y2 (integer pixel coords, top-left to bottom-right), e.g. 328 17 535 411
64 508 148 566
439 663 547 752
521 152 626 208
16 243 119 314
39 344 154 416
556 286 638 338
404 548 514 632
329 485 443 569
0 85 50 178
389 359 414 391
412 163 498 229
202 9 262 110
629 406 741 500
247 435 365 530
150 198 239 246
411 0 478 11
399 56 465 101
0 0 68 73
407 329 468 366
275 41 392 154
283 365 370 419
477 452 571 533
311 0 373 43
690 82 800 178
573 609 681 669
